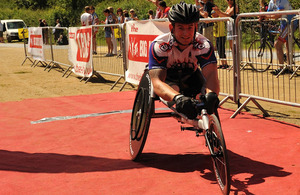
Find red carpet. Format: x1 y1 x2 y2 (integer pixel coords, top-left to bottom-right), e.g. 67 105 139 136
0 91 299 194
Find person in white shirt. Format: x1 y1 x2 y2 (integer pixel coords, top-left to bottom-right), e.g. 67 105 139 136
81 6 92 26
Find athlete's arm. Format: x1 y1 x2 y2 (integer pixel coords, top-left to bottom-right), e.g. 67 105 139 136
149 68 180 101
202 63 220 95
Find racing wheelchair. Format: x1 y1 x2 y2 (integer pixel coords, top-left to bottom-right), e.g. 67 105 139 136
129 69 230 195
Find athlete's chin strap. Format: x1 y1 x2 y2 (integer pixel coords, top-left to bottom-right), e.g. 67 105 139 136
169 23 198 47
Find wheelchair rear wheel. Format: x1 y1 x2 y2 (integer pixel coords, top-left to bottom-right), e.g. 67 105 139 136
129 70 154 161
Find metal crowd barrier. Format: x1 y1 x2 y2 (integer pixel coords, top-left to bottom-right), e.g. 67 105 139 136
20 28 33 66
20 11 300 118
198 17 236 107
45 27 71 76
91 23 129 90
233 10 300 118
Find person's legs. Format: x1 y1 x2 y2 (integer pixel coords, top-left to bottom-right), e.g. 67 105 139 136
217 37 228 68
220 36 228 66
105 30 113 56
203 26 214 45
271 24 292 75
274 39 285 67
109 38 113 54
111 33 117 55
105 37 112 55
93 34 97 54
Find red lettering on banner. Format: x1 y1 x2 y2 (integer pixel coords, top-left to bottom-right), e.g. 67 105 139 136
76 28 91 62
128 34 158 63
69 32 75 39
30 35 43 49
74 64 93 75
127 72 142 81
131 24 138 32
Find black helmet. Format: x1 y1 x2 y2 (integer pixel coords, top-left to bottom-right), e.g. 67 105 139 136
168 2 200 24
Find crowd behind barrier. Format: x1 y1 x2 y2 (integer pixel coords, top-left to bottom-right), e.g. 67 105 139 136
20 10 299 118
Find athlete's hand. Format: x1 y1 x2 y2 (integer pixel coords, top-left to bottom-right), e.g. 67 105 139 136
205 92 219 114
173 94 197 119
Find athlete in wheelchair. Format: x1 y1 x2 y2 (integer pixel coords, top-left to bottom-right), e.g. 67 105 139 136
129 2 230 194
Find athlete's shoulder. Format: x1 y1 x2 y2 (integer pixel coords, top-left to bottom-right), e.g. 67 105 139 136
193 32 212 53
151 33 173 54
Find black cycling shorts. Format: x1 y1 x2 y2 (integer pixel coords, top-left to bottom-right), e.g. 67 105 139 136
165 68 206 98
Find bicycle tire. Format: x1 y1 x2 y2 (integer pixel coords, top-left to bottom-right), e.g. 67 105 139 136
206 114 230 195
248 39 272 72
129 70 154 161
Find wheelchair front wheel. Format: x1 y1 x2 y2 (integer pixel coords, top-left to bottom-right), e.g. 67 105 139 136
206 114 231 195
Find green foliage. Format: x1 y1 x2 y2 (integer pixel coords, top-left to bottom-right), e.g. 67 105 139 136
14 0 49 9
0 0 299 28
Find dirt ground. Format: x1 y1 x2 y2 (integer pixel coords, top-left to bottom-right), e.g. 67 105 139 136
0 44 299 126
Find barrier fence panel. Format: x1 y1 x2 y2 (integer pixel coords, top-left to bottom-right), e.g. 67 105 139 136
40 27 53 68
199 17 236 104
27 27 47 68
91 24 127 89
233 10 300 118
20 11 300 119
20 28 34 66
47 27 71 75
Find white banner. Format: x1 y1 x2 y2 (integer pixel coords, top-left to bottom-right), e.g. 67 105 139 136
28 27 44 61
125 20 170 85
68 26 93 78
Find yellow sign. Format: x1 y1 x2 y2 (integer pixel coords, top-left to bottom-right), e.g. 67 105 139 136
114 28 121 39
18 28 29 39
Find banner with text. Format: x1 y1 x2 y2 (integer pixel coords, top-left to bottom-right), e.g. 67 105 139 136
28 27 44 61
125 20 169 85
68 26 93 78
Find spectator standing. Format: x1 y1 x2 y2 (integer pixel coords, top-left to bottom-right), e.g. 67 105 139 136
260 0 269 12
0 20 4 43
148 9 154 19
158 1 170 18
212 0 239 52
194 0 205 34
42 19 49 44
108 7 118 23
102 9 114 57
53 19 62 41
81 6 92 26
90 6 100 55
124 10 130 22
211 10 229 69
108 7 118 55
147 0 162 19
199 0 215 44
117 8 125 24
39 19 45 27
116 8 125 56
129 9 139 20
268 0 299 75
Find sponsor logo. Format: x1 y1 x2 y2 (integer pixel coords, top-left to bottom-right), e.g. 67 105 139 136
29 34 43 49
76 28 91 62
128 34 158 63
194 41 205 50
74 63 93 75
159 42 171 52
69 32 75 39
131 24 138 32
